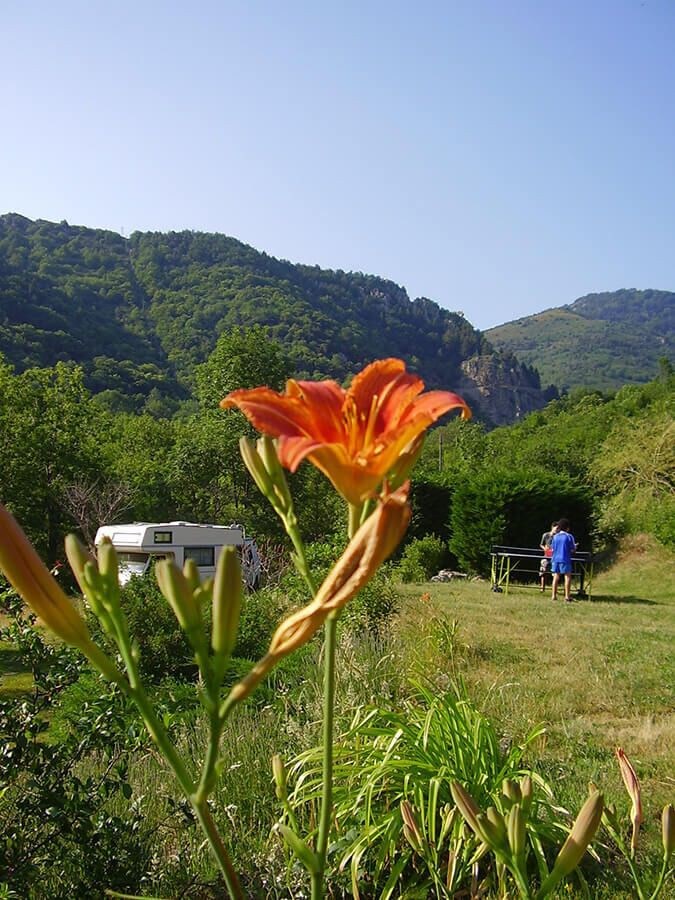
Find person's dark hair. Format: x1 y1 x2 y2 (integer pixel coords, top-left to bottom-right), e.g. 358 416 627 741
557 518 570 531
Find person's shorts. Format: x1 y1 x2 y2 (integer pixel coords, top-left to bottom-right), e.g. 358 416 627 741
551 561 572 574
539 558 550 573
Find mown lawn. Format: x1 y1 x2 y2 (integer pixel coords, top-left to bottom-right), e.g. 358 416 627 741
397 534 675 857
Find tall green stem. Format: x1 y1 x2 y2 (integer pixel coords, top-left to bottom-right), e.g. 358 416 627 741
87 629 245 898
193 797 246 900
311 611 338 900
310 502 361 899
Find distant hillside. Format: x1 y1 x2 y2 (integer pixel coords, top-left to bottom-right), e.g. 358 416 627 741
486 289 674 393
0 214 549 425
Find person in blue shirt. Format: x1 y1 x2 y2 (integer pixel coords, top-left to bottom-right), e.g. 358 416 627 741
550 518 578 602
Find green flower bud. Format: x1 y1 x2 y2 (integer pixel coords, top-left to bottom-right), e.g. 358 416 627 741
211 547 242 660
156 560 202 635
258 436 294 515
538 791 604 897
240 437 275 498
182 557 201 593
520 775 533 816
663 804 675 858
401 800 424 853
502 778 521 806
476 811 507 851
485 806 506 847
451 782 484 839
507 805 527 861
64 534 96 594
272 754 287 802
97 539 119 584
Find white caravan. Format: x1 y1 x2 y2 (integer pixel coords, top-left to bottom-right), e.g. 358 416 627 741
94 521 262 589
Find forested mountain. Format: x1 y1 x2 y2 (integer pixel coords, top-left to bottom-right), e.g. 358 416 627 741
0 214 546 424
486 289 674 393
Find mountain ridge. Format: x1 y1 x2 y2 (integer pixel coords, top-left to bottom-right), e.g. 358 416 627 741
0 213 547 425
486 288 673 393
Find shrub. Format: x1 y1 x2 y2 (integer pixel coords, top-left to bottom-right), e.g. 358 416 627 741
0 589 152 896
234 586 292 662
118 573 194 681
450 468 593 575
340 568 399 633
396 534 448 582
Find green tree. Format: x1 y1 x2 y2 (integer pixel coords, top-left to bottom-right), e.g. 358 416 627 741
0 359 104 556
195 325 292 410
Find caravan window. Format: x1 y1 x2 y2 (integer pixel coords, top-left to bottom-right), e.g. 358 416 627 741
154 531 173 544
118 552 149 564
185 546 215 567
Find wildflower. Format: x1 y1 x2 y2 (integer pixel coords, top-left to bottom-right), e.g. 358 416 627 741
228 483 411 703
221 358 470 504
0 502 94 652
616 747 643 854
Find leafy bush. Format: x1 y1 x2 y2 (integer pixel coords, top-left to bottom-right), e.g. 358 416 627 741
118 573 195 681
276 537 399 635
396 534 448 582
234 586 292 662
340 568 399 633
0 587 152 896
450 468 592 575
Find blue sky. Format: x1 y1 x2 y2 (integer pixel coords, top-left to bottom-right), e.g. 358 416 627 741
3 0 674 330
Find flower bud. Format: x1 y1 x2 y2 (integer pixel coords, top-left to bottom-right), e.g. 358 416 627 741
663 804 675 858
541 791 603 894
486 806 508 849
211 547 242 660
0 504 93 653
275 824 320 875
272 754 287 801
507 805 527 860
258 436 293 513
502 778 522 806
451 782 484 839
239 437 275 498
182 557 201 593
97 539 119 585
401 801 424 853
156 560 203 636
64 534 96 594
616 748 642 855
520 775 533 816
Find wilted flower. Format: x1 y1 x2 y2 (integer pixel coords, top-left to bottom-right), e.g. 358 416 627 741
228 483 411 703
221 358 470 504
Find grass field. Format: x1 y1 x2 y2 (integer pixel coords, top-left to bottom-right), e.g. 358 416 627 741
396 534 674 857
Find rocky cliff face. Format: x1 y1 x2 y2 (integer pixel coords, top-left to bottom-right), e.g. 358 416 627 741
457 354 551 427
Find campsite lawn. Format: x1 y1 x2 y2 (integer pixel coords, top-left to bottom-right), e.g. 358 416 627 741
397 534 675 851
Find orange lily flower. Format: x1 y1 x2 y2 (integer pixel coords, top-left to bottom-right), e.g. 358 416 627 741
221 358 470 504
